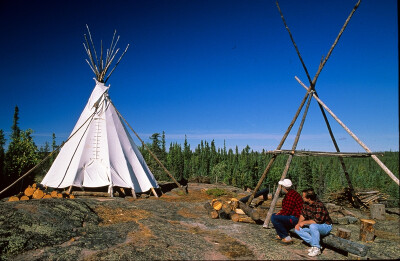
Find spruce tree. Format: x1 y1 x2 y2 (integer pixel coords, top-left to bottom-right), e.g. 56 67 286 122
0 130 6 190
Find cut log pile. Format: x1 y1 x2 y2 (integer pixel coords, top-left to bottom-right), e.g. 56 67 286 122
327 189 390 208
8 183 74 201
204 194 280 224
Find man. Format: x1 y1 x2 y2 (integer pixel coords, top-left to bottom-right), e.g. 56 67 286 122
295 188 332 257
270 178 303 244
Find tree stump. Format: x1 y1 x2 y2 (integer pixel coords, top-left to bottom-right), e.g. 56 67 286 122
337 228 351 240
359 219 375 242
370 204 385 220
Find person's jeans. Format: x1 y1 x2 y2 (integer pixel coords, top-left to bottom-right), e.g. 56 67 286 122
271 213 299 238
295 223 332 249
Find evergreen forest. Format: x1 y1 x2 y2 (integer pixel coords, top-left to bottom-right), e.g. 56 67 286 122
0 106 399 204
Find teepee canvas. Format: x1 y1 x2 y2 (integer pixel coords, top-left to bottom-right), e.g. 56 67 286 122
41 27 159 194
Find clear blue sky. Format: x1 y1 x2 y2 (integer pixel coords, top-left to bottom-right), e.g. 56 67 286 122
0 0 398 153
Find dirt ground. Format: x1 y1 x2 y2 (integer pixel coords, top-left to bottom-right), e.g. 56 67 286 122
1 182 399 260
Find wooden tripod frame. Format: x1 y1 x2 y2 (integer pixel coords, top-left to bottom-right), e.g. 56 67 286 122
245 0 398 228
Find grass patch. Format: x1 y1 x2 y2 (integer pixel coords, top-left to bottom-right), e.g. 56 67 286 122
206 188 227 197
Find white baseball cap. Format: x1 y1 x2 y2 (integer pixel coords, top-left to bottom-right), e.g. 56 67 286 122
278 179 292 188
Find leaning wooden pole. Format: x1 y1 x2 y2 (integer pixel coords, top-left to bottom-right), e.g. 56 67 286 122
110 101 184 190
295 76 399 186
246 90 311 206
305 85 363 207
311 0 361 86
264 92 313 228
277 0 364 206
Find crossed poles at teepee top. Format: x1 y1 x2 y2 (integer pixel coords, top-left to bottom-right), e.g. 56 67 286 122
245 0 399 228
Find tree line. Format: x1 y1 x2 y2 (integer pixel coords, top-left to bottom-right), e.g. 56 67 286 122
141 132 399 201
0 106 399 202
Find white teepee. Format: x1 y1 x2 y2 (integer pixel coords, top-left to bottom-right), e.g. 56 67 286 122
41 80 159 193
41 27 159 194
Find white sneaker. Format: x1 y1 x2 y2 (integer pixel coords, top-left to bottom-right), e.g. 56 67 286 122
307 247 314 253
308 247 321 257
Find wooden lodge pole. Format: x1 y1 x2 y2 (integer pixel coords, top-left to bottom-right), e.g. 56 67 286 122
111 101 184 191
246 90 311 206
296 76 399 186
264 93 313 228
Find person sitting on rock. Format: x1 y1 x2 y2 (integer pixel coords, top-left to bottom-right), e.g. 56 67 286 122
269 178 303 243
295 188 333 257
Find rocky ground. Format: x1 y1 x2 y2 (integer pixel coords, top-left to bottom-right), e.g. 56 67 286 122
0 183 399 260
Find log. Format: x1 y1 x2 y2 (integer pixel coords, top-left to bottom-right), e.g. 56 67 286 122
235 208 245 215
238 216 256 224
360 219 375 242
42 194 52 199
32 183 37 189
218 209 232 219
336 228 351 240
24 186 35 197
211 199 223 211
50 191 58 198
203 202 219 219
289 229 369 257
370 204 385 220
69 194 75 199
57 193 63 198
238 201 260 221
221 202 232 215
71 191 110 197
20 195 30 201
230 198 239 208
8 196 19 201
32 189 44 199
230 213 240 222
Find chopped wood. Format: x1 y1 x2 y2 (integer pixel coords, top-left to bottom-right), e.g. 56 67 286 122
57 193 63 198
42 194 52 199
230 213 240 222
20 195 30 201
32 183 37 188
69 194 75 199
221 202 232 215
8 196 19 202
211 199 223 211
235 208 245 215
238 216 256 223
51 191 58 198
204 202 219 219
24 186 35 197
238 201 260 221
32 189 45 199
359 219 375 242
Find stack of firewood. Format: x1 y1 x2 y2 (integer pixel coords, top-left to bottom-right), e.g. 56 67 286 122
356 190 389 206
8 183 74 201
204 196 282 224
328 189 390 208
